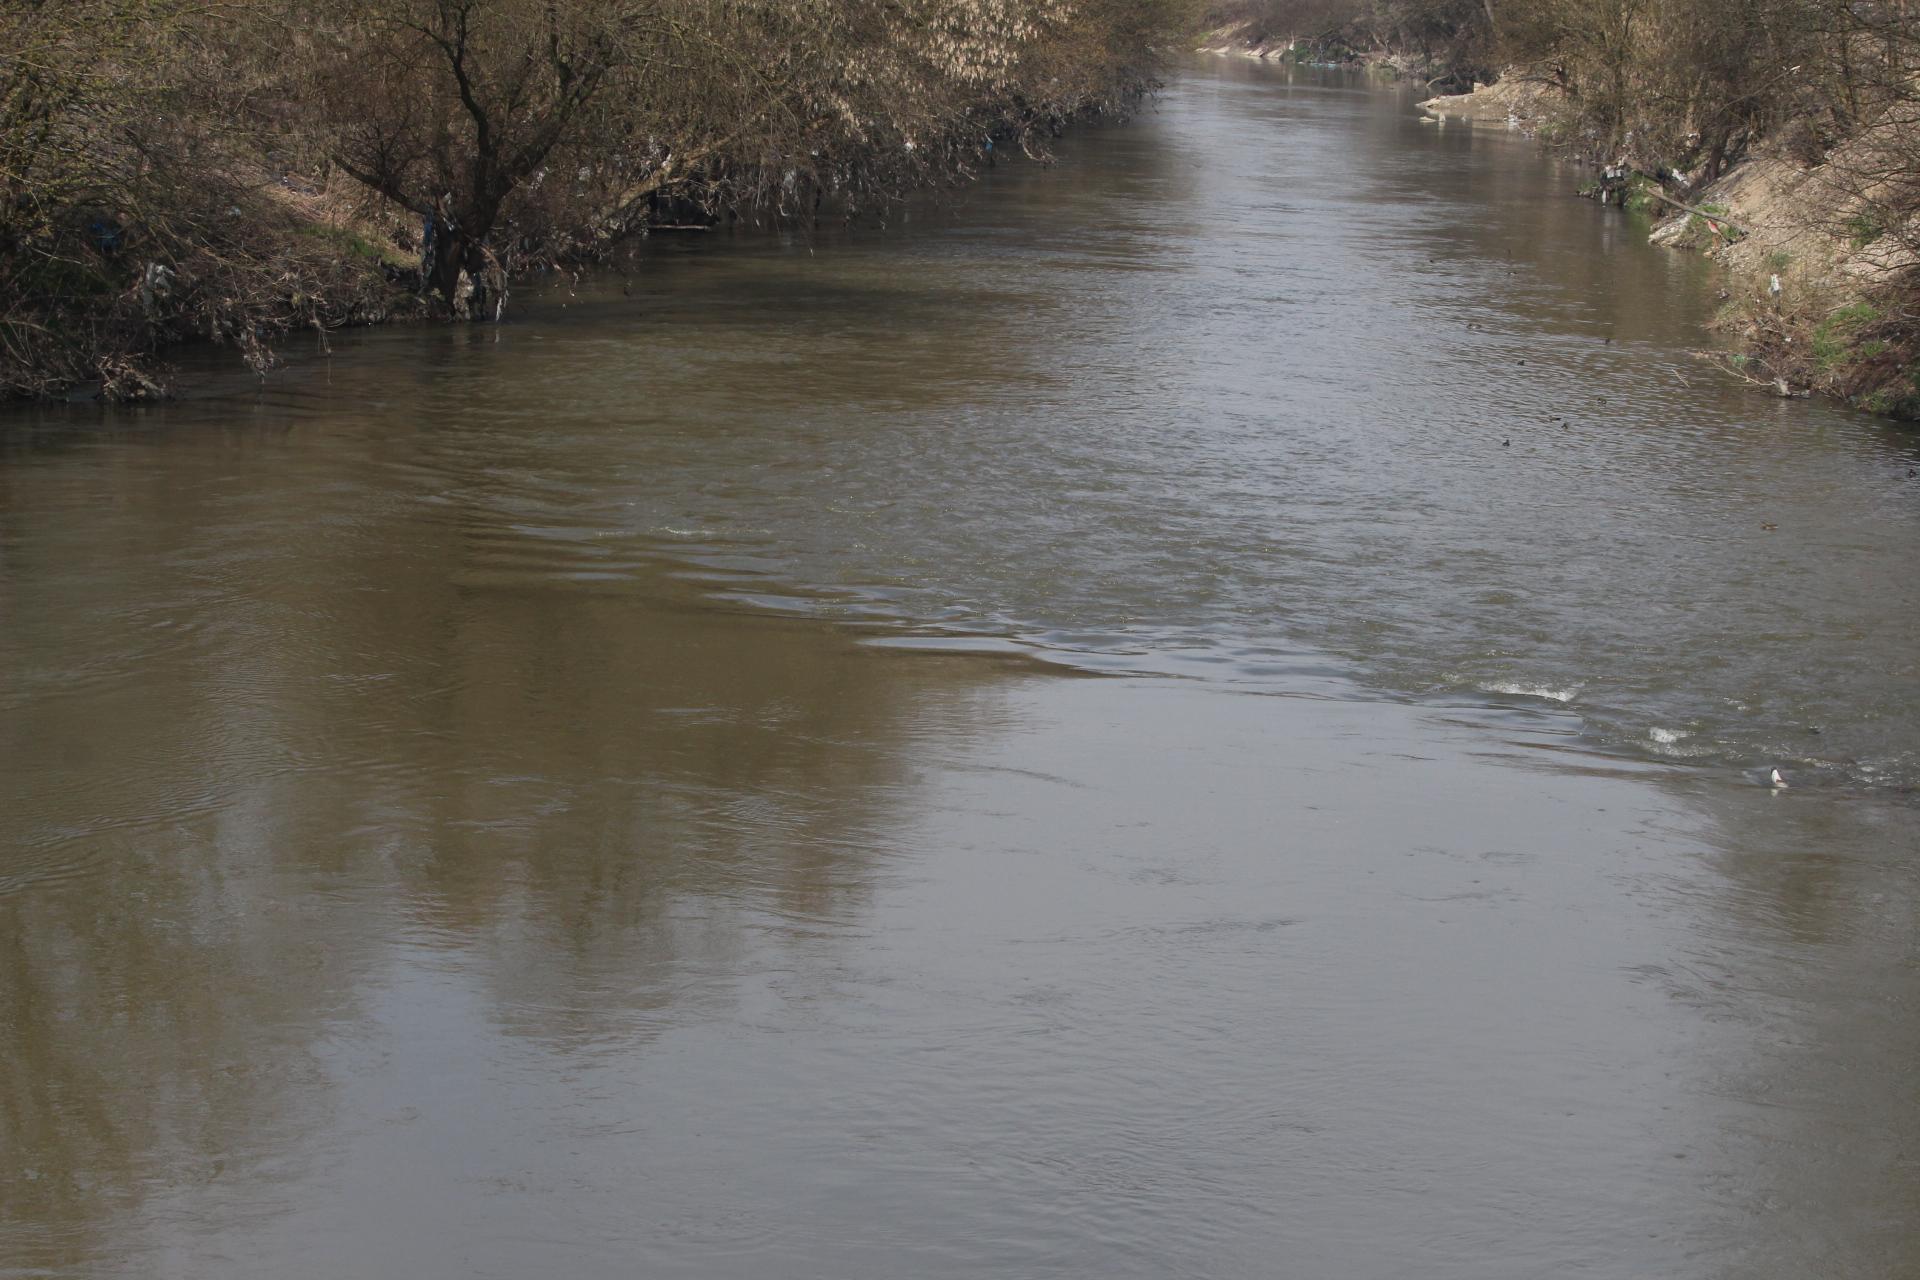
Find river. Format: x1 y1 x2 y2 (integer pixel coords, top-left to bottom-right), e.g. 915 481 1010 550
2 58 1917 1279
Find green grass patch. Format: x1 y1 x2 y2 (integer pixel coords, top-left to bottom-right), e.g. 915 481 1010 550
1680 199 1741 246
293 221 409 267
1845 213 1884 249
1860 380 1920 419
1810 301 1881 371
1623 176 1660 217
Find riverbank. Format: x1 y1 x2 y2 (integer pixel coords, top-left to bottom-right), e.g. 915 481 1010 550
1199 18 1474 88
1198 0 1920 423
1419 77 1920 420
1 0 1192 403
1677 149 1920 418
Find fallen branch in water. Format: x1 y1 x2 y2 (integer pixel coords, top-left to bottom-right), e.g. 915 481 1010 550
1692 349 1808 396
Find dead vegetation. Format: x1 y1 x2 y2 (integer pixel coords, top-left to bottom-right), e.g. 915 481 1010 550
1215 0 1920 417
1 0 1200 400
1204 1 1494 88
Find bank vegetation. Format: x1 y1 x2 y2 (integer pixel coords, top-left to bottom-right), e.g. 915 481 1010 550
1213 0 1920 417
2 0 1197 399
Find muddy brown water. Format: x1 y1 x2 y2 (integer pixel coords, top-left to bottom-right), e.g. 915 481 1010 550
3 59 1919 1279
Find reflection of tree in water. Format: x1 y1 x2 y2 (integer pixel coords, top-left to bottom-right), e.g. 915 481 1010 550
0 425 1021 1273
0 806 358 1274
398 590 1009 1049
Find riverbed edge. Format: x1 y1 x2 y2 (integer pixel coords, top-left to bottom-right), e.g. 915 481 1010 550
1199 22 1918 424
1414 79 1920 423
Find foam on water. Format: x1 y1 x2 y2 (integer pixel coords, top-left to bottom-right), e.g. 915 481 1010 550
1483 681 1580 704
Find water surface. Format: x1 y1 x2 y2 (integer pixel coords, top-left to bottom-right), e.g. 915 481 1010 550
3 59 1918 1279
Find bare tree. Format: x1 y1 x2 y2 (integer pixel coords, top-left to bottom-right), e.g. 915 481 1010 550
1 0 1193 396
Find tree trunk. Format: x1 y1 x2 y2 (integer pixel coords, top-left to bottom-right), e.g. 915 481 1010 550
425 204 500 319
428 227 470 314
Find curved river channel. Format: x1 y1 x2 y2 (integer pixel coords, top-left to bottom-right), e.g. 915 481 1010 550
3 58 1919 1280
